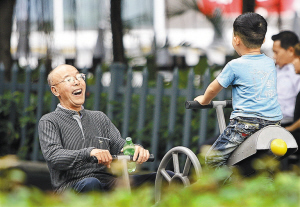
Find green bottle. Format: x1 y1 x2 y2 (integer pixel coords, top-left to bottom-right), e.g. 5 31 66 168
123 137 136 173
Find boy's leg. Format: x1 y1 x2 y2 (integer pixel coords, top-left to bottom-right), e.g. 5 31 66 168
205 118 260 168
205 130 242 168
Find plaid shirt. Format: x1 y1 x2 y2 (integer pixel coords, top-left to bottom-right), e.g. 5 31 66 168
38 104 125 193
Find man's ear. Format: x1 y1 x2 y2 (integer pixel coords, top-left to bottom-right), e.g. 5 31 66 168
287 46 295 55
51 86 59 97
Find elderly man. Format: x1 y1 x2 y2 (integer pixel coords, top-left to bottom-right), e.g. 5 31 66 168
39 64 155 193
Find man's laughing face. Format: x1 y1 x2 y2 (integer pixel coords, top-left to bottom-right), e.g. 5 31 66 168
50 65 86 111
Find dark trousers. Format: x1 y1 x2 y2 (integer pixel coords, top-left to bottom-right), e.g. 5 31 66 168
72 172 166 193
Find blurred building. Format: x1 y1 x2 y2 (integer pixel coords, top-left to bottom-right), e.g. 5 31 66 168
10 0 300 69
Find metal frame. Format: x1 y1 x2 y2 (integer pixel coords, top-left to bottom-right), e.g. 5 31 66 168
227 125 298 166
154 146 202 203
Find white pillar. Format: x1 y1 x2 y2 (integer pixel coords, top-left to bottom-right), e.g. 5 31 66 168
53 0 64 32
153 0 166 47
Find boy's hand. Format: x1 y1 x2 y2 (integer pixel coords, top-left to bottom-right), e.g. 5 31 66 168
194 95 210 105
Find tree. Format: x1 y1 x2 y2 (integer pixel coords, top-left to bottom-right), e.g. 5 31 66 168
111 0 126 64
0 0 16 81
242 0 255 13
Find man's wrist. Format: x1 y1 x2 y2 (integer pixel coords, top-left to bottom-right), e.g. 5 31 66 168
87 147 96 157
135 144 143 148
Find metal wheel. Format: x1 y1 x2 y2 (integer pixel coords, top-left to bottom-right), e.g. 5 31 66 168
155 146 202 203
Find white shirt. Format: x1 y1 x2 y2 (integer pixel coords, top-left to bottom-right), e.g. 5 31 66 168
277 63 300 124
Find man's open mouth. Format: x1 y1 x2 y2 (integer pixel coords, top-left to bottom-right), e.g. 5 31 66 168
72 89 82 95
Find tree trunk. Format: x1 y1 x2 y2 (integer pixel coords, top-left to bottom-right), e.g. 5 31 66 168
111 0 126 64
242 0 255 13
0 0 16 81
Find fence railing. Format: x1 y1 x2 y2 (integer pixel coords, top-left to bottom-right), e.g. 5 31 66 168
0 63 231 170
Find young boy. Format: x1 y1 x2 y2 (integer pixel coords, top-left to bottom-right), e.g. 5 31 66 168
194 13 282 168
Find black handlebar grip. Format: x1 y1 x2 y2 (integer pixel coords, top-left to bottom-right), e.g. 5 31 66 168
185 101 213 109
147 154 155 162
225 100 232 108
90 156 98 163
128 154 155 162
90 154 155 163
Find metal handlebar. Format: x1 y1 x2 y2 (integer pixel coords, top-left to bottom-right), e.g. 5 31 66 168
185 100 232 109
90 154 155 164
185 100 232 133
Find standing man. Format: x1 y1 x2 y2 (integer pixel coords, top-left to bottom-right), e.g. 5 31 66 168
39 64 156 193
272 31 300 127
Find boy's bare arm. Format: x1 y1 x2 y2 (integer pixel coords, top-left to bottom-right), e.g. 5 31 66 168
194 79 223 105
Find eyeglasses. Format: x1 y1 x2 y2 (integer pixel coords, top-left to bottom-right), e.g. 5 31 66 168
52 73 86 86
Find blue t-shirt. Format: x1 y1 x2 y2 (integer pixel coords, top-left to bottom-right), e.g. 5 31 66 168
216 54 282 121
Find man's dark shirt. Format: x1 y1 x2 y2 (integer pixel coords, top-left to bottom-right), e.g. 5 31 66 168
38 104 125 193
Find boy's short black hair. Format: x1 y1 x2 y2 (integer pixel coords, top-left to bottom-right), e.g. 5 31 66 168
233 12 267 48
271 31 299 50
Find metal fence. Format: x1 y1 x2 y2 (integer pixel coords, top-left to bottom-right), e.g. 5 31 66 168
0 63 231 170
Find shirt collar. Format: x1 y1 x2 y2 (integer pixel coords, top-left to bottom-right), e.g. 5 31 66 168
277 63 293 70
56 104 84 118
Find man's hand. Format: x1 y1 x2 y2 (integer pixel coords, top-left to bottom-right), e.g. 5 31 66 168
90 149 113 168
133 145 150 164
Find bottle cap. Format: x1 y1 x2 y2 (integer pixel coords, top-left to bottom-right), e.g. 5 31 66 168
126 137 132 141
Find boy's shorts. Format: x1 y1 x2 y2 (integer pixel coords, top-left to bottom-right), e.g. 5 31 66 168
205 116 280 168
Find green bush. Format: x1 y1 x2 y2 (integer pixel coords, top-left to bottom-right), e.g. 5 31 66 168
0 91 37 158
0 155 299 207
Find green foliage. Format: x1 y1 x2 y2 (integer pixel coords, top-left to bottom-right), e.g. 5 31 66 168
0 155 299 207
158 172 300 207
0 92 22 155
0 91 37 158
193 55 209 76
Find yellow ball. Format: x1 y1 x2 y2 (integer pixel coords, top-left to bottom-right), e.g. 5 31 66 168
270 139 287 156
